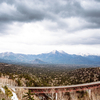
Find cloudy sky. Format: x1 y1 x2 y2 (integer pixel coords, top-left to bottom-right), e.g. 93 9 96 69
0 0 100 55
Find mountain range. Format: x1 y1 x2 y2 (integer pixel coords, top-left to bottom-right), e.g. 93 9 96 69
0 50 100 65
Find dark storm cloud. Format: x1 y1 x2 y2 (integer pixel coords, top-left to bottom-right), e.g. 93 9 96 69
0 2 45 22
0 0 99 21
0 0 100 36
0 0 83 22
95 0 100 2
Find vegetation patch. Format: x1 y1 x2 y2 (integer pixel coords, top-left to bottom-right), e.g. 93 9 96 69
3 86 13 98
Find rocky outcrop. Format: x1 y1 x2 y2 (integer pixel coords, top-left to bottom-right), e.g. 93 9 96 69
61 88 100 100
0 94 11 100
38 88 100 100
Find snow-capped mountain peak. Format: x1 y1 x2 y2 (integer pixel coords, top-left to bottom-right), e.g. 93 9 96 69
0 52 14 57
50 50 66 54
59 50 66 54
50 50 58 54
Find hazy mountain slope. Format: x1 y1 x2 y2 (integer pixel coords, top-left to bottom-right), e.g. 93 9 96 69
0 50 100 64
30 59 47 64
0 58 13 64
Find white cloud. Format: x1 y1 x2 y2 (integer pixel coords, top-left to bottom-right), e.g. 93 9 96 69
81 0 100 10
0 20 100 55
0 0 100 55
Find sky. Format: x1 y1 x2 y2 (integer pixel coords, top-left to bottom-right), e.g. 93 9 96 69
0 0 100 55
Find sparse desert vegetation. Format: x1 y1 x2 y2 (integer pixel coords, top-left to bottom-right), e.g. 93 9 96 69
0 63 100 100
0 63 100 87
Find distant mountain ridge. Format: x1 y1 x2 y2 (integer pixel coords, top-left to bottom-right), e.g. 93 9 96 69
30 59 47 64
0 50 100 65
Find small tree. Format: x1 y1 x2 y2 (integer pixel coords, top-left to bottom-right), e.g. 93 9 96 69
23 90 34 100
17 78 22 86
3 86 13 97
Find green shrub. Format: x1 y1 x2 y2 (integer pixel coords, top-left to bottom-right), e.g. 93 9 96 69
3 86 13 97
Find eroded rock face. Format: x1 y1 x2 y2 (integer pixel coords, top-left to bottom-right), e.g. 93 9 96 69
1 88 100 100
43 88 99 100
61 88 100 100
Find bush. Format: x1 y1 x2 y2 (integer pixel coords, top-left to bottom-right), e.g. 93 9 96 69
3 86 13 97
